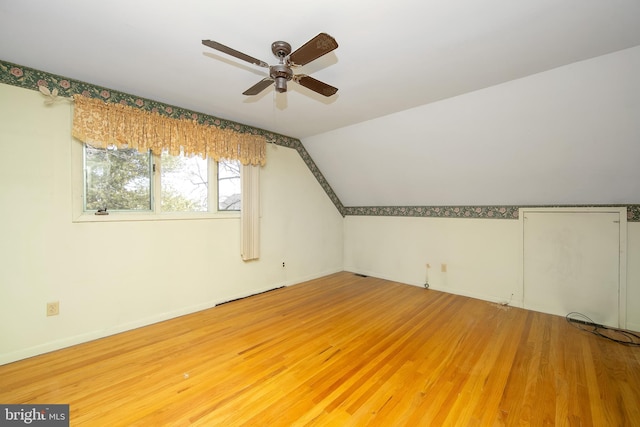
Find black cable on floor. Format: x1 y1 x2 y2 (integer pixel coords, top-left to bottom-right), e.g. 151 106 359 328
566 312 640 346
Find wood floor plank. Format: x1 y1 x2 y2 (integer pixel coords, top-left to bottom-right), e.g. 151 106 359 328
1 272 639 426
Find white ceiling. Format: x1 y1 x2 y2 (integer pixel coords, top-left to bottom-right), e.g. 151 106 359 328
1 0 639 140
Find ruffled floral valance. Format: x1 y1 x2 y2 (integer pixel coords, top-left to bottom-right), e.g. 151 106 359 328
72 94 266 166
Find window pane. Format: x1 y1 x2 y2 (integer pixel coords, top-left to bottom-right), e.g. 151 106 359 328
84 145 152 211
218 159 241 211
161 152 208 212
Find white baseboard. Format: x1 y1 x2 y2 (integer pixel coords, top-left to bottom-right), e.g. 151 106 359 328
626 322 640 333
0 299 220 366
343 267 523 308
0 269 344 366
282 268 344 288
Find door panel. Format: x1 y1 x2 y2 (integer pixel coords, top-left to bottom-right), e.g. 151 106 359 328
523 211 620 327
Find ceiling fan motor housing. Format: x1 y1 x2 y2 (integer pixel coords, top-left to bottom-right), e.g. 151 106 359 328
270 64 293 92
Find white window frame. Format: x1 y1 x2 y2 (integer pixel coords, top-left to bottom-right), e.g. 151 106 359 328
71 140 240 222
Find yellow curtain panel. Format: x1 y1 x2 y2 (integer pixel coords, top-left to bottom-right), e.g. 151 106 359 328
71 94 266 166
240 164 261 261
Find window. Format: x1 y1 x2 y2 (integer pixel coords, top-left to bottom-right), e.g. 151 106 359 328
84 145 153 211
160 151 208 212
80 144 240 218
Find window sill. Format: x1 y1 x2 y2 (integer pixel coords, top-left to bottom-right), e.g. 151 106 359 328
72 211 240 223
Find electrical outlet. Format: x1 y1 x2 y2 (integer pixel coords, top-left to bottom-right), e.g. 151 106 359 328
282 261 285 268
47 301 59 316
441 263 447 273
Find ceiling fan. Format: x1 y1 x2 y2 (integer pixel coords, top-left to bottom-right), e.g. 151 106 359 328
202 33 338 97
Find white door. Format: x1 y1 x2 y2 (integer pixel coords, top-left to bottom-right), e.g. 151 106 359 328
522 209 623 328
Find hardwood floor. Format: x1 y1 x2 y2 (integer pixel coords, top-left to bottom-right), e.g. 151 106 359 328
1 272 639 426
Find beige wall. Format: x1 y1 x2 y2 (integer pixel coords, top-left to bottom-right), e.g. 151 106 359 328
344 216 521 302
0 83 344 364
344 216 640 331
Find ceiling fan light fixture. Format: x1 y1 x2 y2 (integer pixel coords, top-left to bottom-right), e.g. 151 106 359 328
275 76 288 93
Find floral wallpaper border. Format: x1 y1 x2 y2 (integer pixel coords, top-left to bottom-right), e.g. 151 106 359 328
344 205 640 221
1 59 637 221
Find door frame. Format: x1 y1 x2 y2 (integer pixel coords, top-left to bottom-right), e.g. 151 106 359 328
519 207 627 329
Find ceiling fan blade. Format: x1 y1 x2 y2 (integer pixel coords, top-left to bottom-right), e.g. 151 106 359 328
294 75 338 97
243 78 275 96
202 40 269 68
288 33 338 66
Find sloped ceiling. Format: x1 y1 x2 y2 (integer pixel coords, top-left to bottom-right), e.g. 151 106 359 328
1 1 639 207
